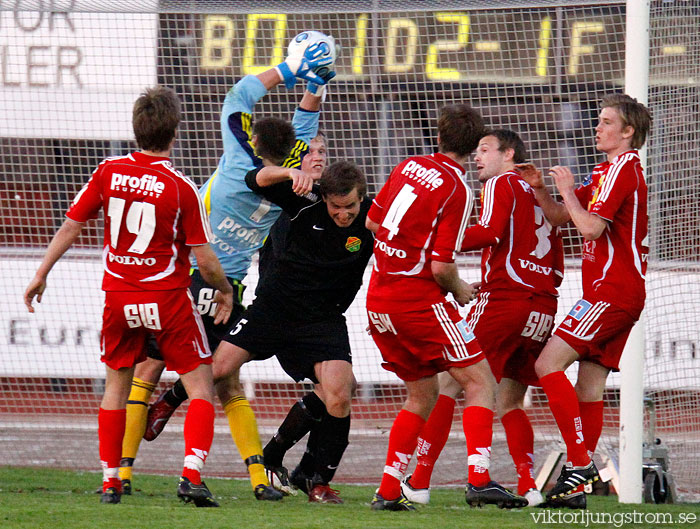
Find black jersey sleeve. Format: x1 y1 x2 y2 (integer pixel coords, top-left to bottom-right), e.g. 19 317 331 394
245 168 319 216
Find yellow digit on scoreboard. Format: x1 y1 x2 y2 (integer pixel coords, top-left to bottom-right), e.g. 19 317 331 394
201 15 234 69
242 13 287 75
426 13 469 81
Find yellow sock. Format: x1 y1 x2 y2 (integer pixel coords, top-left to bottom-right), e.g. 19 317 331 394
119 377 156 481
223 395 269 489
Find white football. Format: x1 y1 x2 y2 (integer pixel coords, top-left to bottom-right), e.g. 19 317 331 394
287 30 337 67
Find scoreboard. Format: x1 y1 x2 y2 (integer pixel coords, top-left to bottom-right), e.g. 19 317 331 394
192 8 691 85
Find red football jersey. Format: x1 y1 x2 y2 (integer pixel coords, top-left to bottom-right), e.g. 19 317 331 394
366 152 474 313
574 150 648 316
67 152 212 291
463 170 564 299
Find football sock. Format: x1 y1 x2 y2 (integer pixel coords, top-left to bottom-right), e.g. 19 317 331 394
297 421 321 476
463 406 494 487
98 407 126 492
501 408 537 494
313 412 350 484
379 409 425 500
182 399 214 485
164 378 189 408
119 377 155 482
579 400 604 454
539 372 590 467
410 394 456 490
223 395 268 489
263 392 325 468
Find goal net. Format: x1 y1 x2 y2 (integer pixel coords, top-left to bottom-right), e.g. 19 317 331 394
1 0 697 501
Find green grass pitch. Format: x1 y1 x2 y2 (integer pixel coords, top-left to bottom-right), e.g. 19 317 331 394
0 467 698 529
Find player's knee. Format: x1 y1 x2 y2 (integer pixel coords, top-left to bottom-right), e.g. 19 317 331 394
324 385 352 416
574 381 603 402
223 376 245 397
407 384 439 417
534 356 552 379
470 361 498 393
496 395 523 418
134 358 166 382
350 377 359 397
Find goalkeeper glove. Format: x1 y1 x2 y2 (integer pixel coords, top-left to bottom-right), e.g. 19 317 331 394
306 67 336 99
276 41 336 89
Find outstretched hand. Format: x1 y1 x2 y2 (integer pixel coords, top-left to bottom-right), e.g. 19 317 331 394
24 275 47 313
288 169 314 196
453 280 480 306
278 41 337 88
548 165 576 195
212 289 233 326
515 163 545 190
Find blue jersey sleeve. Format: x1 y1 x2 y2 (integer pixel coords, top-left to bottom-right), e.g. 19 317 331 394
220 75 269 172
279 107 320 169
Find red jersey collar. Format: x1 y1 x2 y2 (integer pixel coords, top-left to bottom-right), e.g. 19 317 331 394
132 151 170 164
609 149 638 166
431 152 465 177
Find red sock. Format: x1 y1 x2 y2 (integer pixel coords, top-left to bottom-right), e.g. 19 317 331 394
501 408 537 494
410 394 456 490
98 407 126 492
182 399 215 485
378 409 425 500
579 400 604 454
539 372 589 466
463 406 494 487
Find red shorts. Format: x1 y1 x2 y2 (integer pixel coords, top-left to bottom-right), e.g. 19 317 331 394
367 301 484 382
554 297 637 371
467 292 557 386
101 289 212 374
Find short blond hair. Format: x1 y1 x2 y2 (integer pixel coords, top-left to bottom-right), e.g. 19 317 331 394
601 94 652 149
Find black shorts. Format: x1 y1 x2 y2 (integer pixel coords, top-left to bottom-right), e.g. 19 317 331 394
147 269 245 360
223 301 352 383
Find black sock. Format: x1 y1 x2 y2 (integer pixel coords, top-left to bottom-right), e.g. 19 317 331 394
264 392 325 468
313 413 350 484
164 378 188 407
297 422 321 476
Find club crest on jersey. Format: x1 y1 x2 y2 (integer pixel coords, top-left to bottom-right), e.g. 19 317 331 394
567 299 592 321
345 236 361 252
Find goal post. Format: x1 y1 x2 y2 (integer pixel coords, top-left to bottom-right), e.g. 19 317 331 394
618 0 650 505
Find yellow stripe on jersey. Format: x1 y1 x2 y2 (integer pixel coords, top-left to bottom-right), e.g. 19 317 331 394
241 112 256 155
202 169 219 215
281 139 308 169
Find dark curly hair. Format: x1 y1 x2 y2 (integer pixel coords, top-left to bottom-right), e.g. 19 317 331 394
253 117 296 164
437 104 485 157
485 129 527 164
319 160 366 199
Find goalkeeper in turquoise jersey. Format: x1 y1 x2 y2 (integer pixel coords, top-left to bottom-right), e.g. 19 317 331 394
118 34 337 501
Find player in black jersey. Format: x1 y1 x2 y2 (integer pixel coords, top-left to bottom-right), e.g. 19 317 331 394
214 160 373 503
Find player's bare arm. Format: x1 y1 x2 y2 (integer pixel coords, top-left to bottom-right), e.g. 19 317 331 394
299 89 323 112
191 244 234 325
257 68 285 90
549 165 607 240
516 162 570 226
24 218 85 313
255 166 314 196
365 217 379 234
431 260 478 306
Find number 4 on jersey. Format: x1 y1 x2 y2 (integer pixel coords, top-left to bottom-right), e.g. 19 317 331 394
381 184 417 240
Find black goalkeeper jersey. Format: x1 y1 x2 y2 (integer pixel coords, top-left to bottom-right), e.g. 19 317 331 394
245 168 374 322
